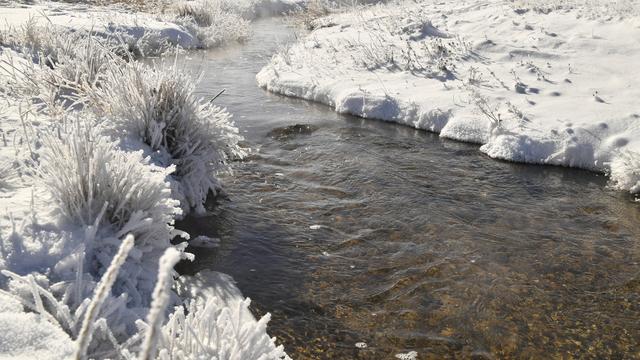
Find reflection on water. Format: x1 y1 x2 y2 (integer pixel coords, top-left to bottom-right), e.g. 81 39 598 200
176 19 640 359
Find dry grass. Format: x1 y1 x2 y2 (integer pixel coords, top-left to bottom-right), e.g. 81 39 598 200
508 0 640 18
49 0 170 12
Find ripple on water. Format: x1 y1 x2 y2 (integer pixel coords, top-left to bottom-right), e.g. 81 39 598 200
176 19 640 360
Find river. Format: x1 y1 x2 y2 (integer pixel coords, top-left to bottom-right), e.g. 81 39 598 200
176 18 640 359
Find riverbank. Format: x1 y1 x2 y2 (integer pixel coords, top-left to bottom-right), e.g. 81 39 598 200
258 0 640 195
0 0 306 52
0 1 294 358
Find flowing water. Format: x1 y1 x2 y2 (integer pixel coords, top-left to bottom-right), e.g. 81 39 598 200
176 19 640 359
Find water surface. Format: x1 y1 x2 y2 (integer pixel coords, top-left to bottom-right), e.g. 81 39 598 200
177 19 640 359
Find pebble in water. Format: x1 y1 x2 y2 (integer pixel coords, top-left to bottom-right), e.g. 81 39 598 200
395 351 418 360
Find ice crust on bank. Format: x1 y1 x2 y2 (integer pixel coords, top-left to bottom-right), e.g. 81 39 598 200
257 0 640 194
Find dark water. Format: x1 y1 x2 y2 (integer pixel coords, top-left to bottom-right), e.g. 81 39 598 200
176 19 640 359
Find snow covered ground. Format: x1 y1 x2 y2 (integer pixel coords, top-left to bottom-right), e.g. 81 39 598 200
0 2 191 47
0 0 306 52
258 0 640 194
0 1 293 358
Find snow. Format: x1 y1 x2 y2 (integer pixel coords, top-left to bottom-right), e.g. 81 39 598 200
0 1 288 358
0 0 306 52
0 2 198 50
0 312 74 360
257 0 640 194
171 270 291 360
0 283 72 360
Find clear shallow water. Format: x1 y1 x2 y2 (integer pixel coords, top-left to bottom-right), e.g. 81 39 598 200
176 19 640 359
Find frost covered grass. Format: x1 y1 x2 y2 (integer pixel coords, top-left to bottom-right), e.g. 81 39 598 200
0 1 285 358
158 297 290 360
2 18 247 214
0 16 168 63
160 271 291 360
175 1 222 27
139 247 181 360
287 0 387 30
0 0 260 56
508 0 640 18
85 60 247 214
177 0 306 19
169 1 251 49
74 235 134 360
39 120 176 230
39 119 183 304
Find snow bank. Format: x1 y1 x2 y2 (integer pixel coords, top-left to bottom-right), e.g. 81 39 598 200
257 0 640 194
1 2 197 51
0 0 256 53
0 0 313 55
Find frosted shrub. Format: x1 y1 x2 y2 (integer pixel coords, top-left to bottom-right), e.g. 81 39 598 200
175 1 219 27
87 61 246 214
8 27 247 214
171 1 251 49
0 18 69 63
39 118 183 304
508 0 640 19
2 23 126 113
153 297 290 360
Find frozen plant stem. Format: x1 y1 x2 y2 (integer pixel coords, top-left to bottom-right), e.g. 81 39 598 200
139 247 181 360
74 235 135 360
